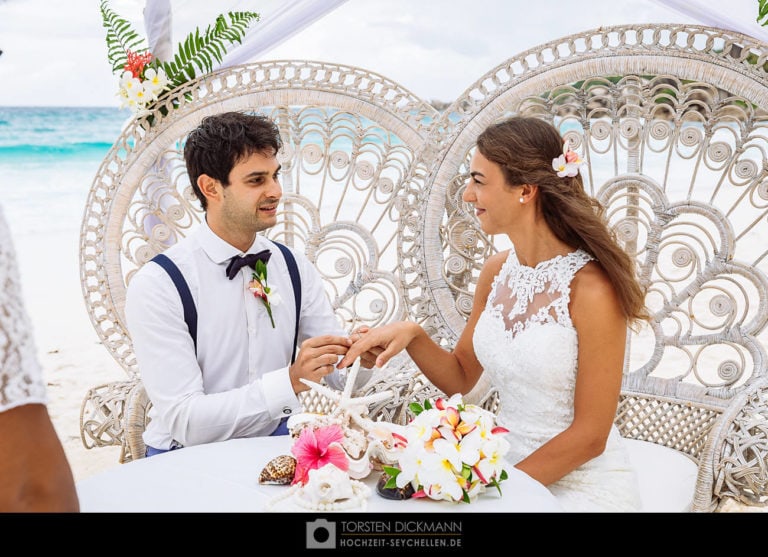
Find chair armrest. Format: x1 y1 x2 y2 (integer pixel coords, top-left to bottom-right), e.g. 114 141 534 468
123 380 152 462
711 379 768 509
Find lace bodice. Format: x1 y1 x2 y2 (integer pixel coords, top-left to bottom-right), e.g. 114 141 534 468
485 248 591 338
0 206 47 412
474 247 641 512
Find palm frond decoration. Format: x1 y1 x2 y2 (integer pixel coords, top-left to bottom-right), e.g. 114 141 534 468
759 0 768 27
99 0 260 115
101 0 147 73
160 11 261 88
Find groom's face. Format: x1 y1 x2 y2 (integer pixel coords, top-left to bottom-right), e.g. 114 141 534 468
219 150 283 234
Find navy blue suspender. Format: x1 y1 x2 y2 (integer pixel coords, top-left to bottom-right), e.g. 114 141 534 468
272 241 301 365
150 240 301 364
151 253 198 353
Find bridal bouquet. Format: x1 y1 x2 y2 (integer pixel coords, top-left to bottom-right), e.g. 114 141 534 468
382 393 510 503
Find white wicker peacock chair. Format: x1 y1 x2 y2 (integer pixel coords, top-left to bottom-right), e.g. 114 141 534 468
80 24 768 512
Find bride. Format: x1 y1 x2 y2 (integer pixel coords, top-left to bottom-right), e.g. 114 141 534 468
339 116 649 512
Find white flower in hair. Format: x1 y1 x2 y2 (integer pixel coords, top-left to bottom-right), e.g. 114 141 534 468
552 143 585 178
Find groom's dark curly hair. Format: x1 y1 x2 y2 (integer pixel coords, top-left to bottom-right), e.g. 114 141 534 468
184 111 283 210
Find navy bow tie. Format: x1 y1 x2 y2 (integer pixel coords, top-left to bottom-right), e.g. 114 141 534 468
225 249 271 280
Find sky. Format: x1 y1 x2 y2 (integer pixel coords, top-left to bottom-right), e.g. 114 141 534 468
1 0 767 107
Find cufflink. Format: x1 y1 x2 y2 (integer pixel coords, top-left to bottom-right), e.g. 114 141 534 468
282 407 292 415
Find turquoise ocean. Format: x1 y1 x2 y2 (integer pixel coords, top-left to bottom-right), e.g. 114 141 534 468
0 107 138 475
0 106 132 361
0 106 131 239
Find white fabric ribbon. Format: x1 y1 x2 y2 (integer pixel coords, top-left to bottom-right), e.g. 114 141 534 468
142 0 349 68
219 0 349 69
650 0 768 43
143 0 173 61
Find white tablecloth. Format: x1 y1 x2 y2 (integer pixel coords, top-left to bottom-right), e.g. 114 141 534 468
77 436 562 512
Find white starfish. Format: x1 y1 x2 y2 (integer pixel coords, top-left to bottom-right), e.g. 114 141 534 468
298 359 406 479
299 358 394 432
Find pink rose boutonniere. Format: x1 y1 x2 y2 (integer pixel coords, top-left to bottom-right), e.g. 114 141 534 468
248 259 281 328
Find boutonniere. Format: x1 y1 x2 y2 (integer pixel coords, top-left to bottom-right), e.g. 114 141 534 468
248 259 281 328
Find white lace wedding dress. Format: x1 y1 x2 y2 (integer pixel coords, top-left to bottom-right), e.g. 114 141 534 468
474 247 641 512
0 205 48 412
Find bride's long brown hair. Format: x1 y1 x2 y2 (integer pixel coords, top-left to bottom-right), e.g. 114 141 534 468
475 116 649 324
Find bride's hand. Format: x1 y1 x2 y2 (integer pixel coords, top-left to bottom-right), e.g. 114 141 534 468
339 321 420 369
348 326 379 368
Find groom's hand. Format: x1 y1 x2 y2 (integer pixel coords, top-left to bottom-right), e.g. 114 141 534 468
289 335 351 393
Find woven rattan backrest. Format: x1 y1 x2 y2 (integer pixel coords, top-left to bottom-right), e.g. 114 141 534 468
79 25 768 508
410 24 768 417
82 24 768 427
80 61 439 381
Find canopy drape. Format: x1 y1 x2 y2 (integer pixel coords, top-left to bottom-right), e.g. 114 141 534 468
143 0 768 71
142 0 349 66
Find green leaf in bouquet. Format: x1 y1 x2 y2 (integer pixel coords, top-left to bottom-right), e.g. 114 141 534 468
255 259 268 280
382 465 401 489
461 464 471 480
409 401 424 415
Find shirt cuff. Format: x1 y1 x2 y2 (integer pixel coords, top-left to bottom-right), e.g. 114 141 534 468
261 366 303 419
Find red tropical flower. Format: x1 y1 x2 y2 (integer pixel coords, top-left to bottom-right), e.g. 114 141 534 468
123 50 154 79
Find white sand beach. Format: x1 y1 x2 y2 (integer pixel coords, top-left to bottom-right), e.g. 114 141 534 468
15 225 126 481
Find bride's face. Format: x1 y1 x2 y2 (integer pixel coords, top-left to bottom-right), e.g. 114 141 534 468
463 150 520 236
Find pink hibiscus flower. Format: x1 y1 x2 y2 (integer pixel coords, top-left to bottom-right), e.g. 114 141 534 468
290 424 349 485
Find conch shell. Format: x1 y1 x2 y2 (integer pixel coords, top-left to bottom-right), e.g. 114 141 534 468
302 464 355 505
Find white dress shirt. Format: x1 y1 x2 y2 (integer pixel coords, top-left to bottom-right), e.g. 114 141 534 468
125 220 361 450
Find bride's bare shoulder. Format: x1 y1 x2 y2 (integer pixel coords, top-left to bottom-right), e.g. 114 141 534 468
481 250 509 275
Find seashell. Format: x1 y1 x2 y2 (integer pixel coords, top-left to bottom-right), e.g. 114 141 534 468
346 452 373 480
259 454 297 485
303 464 356 505
287 413 339 437
342 428 368 460
286 412 321 436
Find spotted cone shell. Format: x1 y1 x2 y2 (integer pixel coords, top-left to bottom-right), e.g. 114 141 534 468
259 454 297 485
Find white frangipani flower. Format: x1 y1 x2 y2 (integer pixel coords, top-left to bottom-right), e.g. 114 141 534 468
384 395 511 503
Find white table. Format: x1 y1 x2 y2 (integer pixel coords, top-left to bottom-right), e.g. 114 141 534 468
77 436 562 512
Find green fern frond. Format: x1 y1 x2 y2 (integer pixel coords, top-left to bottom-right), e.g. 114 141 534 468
99 1 259 120
760 0 768 26
100 0 147 73
159 11 260 89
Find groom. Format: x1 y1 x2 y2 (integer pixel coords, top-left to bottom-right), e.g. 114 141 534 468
125 111 370 457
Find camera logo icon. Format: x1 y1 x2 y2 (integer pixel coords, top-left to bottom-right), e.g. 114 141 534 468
306 519 336 549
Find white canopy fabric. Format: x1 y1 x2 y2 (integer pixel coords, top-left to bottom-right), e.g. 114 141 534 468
143 0 172 61
219 0 349 69
651 0 768 42
143 1 768 72
142 0 349 67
